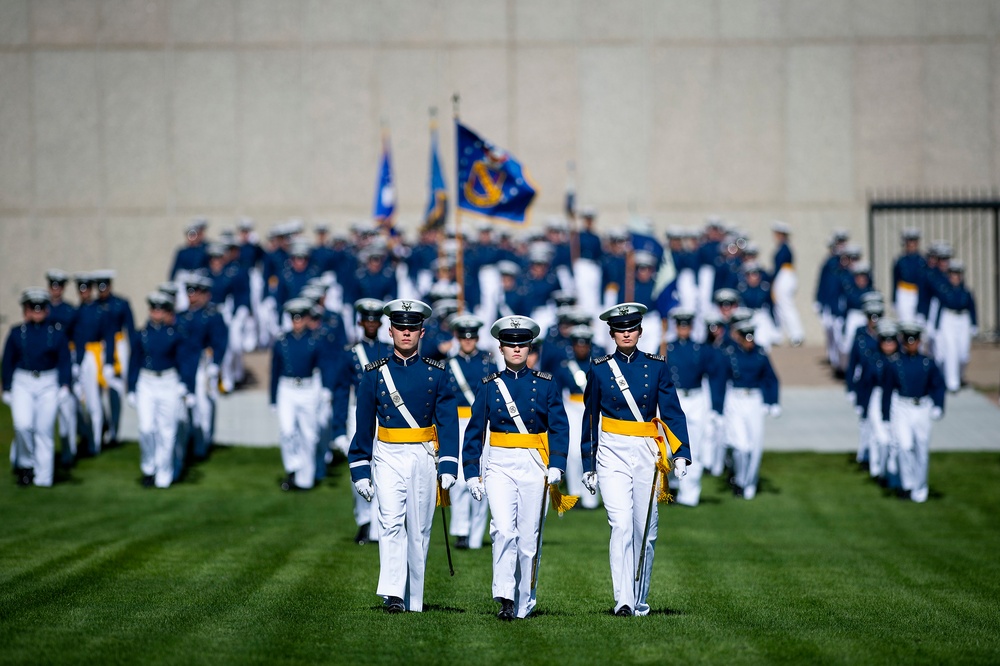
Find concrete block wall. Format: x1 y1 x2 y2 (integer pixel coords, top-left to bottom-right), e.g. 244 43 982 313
2 0 999 341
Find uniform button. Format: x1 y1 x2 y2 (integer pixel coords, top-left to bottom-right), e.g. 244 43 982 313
428 389 432 393
380 391 386 396
644 384 648 388
531 408 535 412
386 414 391 420
426 403 430 407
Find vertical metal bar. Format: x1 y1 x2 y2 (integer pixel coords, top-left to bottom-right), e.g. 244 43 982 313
994 204 999 342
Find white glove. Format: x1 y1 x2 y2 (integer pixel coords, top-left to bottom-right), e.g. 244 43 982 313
71 364 80 380
768 404 782 418
269 403 278 413
73 382 84 400
673 458 688 479
854 405 864 417
440 473 456 490
333 434 349 455
103 364 116 379
712 412 724 429
930 406 943 421
846 391 856 405
354 478 374 502
547 467 562 485
177 383 188 398
467 476 485 501
206 363 220 379
57 386 70 402
184 393 196 408
1 391 11 406
126 392 137 408
970 326 979 338
582 471 598 495
320 388 332 405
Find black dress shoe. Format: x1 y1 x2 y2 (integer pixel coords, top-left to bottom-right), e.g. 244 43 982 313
497 598 515 620
141 475 155 488
280 474 297 492
454 536 469 550
17 468 34 487
615 605 633 617
355 524 371 545
384 596 405 614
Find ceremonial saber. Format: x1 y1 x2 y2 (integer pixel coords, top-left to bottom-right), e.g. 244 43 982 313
529 481 550 590
440 486 455 577
635 465 659 582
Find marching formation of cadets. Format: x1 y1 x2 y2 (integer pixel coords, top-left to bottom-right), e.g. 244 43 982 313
817 228 976 504
2 211 978 617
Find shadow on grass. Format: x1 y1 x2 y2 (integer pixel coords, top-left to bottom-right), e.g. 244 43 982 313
423 604 466 614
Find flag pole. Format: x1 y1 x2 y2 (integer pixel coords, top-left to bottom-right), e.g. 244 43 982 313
452 94 466 314
566 161 580 267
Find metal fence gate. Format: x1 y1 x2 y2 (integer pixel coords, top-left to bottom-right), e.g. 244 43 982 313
868 194 1000 342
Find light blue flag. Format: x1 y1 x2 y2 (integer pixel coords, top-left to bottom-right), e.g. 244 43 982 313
373 133 395 222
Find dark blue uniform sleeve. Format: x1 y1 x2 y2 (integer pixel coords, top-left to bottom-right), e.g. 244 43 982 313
760 353 780 406
269 343 281 406
929 362 946 411
210 313 228 365
434 370 460 477
1 328 18 391
545 379 570 472
462 381 490 480
56 329 71 388
348 370 378 482
581 366 601 473
126 330 142 393
880 362 897 422
330 355 351 439
656 364 691 462
705 348 726 414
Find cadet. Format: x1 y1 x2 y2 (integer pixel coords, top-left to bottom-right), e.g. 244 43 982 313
893 229 925 324
72 273 109 456
2 289 72 487
932 261 977 393
348 299 459 614
338 298 391 545
721 320 780 500
845 298 885 468
270 298 334 491
462 316 570 620
127 293 193 488
94 270 135 448
664 308 725 507
169 219 210 312
445 314 498 550
46 269 79 467
880 322 945 503
554 324 601 509
855 319 899 484
769 221 804 346
582 303 691 617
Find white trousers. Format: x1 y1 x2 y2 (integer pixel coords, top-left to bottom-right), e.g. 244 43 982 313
935 309 971 392
894 286 918 324
193 357 217 458
725 389 765 500
772 268 803 343
348 392 380 538
449 415 490 548
485 447 547 618
373 439 437 612
840 310 867 362
864 387 892 478
573 258 602 323
750 309 779 352
637 313 664 355
277 377 319 489
136 370 181 488
11 369 59 486
821 309 842 368
56 382 77 458
565 397 600 509
890 395 932 503
675 388 709 507
597 430 660 616
80 346 105 454
222 305 251 392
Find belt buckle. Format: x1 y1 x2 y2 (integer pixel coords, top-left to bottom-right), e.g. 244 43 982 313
32 370 41 378
390 391 403 407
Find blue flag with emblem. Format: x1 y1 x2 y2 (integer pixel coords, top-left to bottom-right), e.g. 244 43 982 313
653 249 679 316
373 132 395 222
456 121 536 223
425 122 448 229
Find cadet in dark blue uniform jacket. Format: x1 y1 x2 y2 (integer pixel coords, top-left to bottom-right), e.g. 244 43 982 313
2 289 71 487
94 270 134 447
932 261 977 392
665 309 725 506
72 274 112 456
445 314 498 551
45 269 79 467
854 319 900 485
879 322 945 503
720 319 780 500
462 316 570 620
349 299 458 614
582 303 690 617
127 292 194 489
892 228 925 323
555 325 602 509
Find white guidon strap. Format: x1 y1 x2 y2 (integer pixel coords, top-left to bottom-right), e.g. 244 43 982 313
379 361 438 460
606 358 645 422
493 375 546 472
353 342 370 368
449 358 476 406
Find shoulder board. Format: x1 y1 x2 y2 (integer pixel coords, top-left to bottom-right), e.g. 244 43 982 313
593 354 612 365
364 358 389 372
482 371 501 384
532 371 553 381
644 352 665 362
423 357 445 370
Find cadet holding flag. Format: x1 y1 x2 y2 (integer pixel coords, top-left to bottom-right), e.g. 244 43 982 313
462 316 571 620
348 299 459 614
582 303 691 617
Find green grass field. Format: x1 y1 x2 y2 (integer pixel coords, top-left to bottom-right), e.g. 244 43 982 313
2 409 999 665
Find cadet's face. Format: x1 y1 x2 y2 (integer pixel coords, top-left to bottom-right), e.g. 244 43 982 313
500 342 528 368
291 315 307 333
573 340 591 359
855 273 869 287
459 337 478 354
612 327 641 353
735 330 755 350
637 266 654 282
49 282 64 300
879 338 898 354
361 319 381 338
291 256 308 271
948 272 962 286
501 275 516 290
676 322 692 340
903 338 920 354
390 323 424 354
24 305 47 323
149 306 167 324
746 271 761 286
